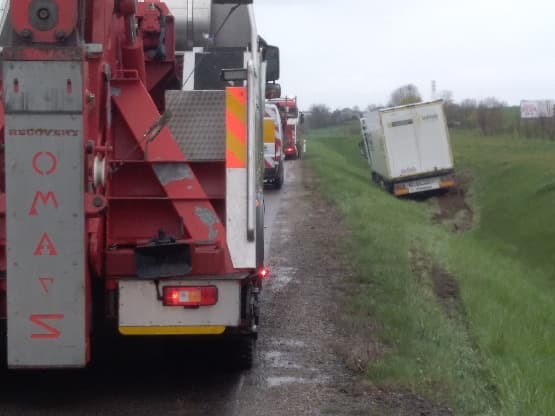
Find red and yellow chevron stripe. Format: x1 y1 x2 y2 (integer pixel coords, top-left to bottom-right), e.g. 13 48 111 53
226 87 247 169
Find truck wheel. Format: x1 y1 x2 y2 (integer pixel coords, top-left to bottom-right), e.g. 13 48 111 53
228 336 255 371
380 179 393 193
275 165 284 189
0 323 6 366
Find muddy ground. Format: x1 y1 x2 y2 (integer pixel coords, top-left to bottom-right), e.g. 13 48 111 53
431 173 474 233
0 160 454 415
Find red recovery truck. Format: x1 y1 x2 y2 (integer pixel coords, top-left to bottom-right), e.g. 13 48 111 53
0 0 279 370
269 97 303 159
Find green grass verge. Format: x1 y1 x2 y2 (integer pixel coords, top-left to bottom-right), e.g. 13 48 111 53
305 125 555 415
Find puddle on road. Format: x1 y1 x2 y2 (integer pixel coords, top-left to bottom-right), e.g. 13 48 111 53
265 351 302 369
266 375 330 388
270 266 297 291
263 338 331 389
271 338 306 348
266 376 309 388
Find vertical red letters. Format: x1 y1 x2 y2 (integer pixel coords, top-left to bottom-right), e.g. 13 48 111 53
38 277 55 294
33 233 58 256
29 191 59 216
30 151 62 340
32 152 57 176
29 314 64 339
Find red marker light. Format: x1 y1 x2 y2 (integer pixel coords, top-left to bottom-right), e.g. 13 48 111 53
163 286 218 307
258 267 270 280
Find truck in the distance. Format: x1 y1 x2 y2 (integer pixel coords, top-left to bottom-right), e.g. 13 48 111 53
360 100 455 196
268 97 303 159
264 103 285 188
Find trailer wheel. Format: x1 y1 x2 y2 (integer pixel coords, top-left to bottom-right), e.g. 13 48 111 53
228 336 255 371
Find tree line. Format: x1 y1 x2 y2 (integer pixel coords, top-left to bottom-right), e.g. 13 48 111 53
306 83 555 139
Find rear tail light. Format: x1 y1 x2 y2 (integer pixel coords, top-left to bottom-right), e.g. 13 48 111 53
163 286 218 307
394 184 409 196
440 175 456 188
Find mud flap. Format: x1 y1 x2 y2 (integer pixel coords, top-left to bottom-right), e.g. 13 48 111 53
4 61 87 368
5 115 87 368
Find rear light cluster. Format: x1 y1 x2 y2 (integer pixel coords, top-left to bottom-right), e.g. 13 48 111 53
440 175 456 188
393 183 409 196
163 286 218 307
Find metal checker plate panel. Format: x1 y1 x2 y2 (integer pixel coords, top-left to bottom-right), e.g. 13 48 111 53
166 90 226 161
5 114 86 368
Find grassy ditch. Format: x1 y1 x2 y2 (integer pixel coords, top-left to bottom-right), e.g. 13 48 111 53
306 125 555 415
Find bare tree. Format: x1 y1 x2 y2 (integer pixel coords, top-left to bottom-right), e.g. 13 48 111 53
308 104 332 129
459 99 478 129
438 90 460 127
477 97 505 135
388 84 422 106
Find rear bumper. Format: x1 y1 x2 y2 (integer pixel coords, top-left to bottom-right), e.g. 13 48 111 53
264 167 278 180
119 325 226 336
117 278 251 336
393 171 456 196
284 146 296 156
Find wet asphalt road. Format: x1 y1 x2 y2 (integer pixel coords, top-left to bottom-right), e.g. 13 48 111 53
0 160 362 416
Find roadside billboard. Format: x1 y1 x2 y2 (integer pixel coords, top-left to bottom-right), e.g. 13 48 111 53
520 100 554 119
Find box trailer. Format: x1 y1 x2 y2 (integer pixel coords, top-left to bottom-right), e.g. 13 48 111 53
360 100 455 196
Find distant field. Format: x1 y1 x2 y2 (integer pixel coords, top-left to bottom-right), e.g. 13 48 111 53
306 125 555 415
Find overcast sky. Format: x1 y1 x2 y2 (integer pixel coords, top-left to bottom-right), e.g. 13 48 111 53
254 0 555 110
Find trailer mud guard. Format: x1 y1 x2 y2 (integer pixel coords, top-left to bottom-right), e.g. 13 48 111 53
4 61 88 368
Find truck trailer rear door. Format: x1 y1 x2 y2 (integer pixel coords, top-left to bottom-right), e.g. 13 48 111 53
414 103 453 173
382 109 420 178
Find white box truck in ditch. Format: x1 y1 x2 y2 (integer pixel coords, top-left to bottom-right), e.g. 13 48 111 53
360 100 455 196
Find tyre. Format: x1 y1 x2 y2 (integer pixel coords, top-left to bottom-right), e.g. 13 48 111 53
275 164 284 190
227 336 255 371
0 321 6 366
